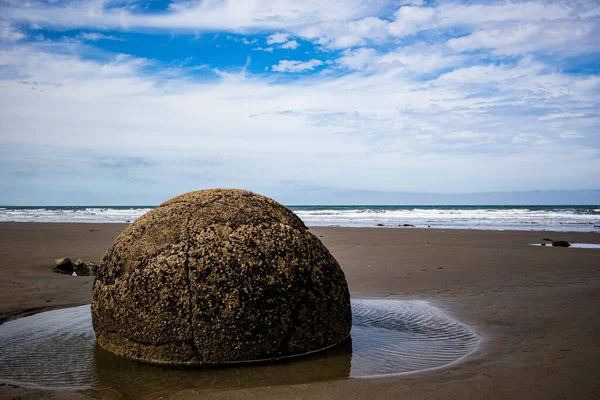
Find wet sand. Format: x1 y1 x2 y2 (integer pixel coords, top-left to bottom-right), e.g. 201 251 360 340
0 223 599 399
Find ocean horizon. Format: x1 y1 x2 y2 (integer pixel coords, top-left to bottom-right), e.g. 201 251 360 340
1 205 599 232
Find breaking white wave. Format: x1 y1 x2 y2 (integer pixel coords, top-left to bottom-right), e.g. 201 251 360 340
0 207 153 223
0 206 599 232
291 206 600 232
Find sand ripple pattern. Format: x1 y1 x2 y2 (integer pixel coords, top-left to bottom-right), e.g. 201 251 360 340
0 306 95 389
0 300 479 395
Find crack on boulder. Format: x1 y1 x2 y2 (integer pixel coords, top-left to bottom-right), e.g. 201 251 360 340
179 194 226 362
183 208 201 362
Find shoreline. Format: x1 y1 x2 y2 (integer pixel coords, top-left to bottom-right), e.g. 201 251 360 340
0 223 599 399
2 220 600 234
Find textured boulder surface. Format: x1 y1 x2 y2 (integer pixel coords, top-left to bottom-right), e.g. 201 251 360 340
92 189 352 365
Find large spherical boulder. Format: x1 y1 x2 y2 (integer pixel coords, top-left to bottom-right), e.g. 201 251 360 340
92 189 352 365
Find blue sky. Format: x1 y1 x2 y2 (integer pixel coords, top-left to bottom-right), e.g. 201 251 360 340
0 0 599 205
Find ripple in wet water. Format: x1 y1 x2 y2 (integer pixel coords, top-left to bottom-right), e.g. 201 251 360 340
0 299 479 397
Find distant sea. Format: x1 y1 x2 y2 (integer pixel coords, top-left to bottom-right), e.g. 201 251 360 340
1 205 599 232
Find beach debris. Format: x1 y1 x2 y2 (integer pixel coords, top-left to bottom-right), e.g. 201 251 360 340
376 223 385 226
54 258 73 274
541 238 571 247
54 258 97 276
87 262 98 275
400 224 414 227
73 259 98 276
73 259 87 276
92 189 352 365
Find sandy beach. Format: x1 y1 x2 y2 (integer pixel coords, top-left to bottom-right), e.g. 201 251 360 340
0 222 599 399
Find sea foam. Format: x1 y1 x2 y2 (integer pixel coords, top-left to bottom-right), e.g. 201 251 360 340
0 205 598 232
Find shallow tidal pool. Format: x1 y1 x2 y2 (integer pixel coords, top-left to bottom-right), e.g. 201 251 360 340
0 299 479 397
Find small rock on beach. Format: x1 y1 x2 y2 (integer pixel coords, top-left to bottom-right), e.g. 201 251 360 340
73 259 98 276
54 258 73 274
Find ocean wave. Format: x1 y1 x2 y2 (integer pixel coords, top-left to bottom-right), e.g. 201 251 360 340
291 206 600 232
0 207 154 223
0 206 599 232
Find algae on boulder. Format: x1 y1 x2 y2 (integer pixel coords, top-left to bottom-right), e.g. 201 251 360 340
91 189 352 365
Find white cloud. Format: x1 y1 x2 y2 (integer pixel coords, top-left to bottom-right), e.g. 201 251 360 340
0 21 25 41
2 0 597 55
272 59 323 72
3 0 390 32
338 48 377 70
281 40 299 49
226 36 258 45
295 7 433 49
539 112 587 121
252 46 274 52
295 2 582 50
266 33 302 50
1 43 598 197
0 1 599 200
380 46 464 74
347 16 389 36
559 131 584 139
436 1 573 26
330 34 366 49
266 34 300 50
267 32 290 44
446 20 597 56
79 32 124 41
388 6 435 36
338 44 465 75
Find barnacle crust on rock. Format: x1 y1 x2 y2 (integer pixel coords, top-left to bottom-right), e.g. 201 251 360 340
92 189 352 365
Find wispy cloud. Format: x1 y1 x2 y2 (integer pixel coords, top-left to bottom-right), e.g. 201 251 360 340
2 0 389 32
0 21 25 41
96 156 155 169
446 20 597 56
252 46 274 52
272 59 324 72
79 32 124 42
